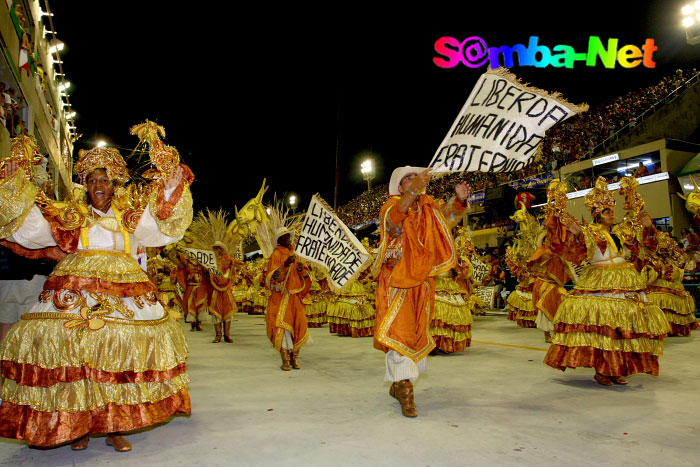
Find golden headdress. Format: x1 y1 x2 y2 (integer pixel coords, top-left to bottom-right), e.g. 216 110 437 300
584 176 615 217
187 209 239 256
130 120 180 179
618 176 645 215
656 230 683 263
74 147 129 185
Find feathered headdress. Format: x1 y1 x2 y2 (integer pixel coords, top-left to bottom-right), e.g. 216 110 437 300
585 176 615 217
255 196 300 258
618 176 645 215
188 209 239 256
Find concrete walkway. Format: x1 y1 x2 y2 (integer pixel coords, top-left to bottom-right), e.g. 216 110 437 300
1 312 698 466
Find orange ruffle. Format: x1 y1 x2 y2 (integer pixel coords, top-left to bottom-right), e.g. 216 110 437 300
155 164 194 220
0 388 191 447
430 319 471 333
0 240 66 262
329 323 373 337
669 321 700 337
544 344 660 376
553 323 667 340
43 276 156 297
516 318 537 328
1 361 187 387
432 335 470 353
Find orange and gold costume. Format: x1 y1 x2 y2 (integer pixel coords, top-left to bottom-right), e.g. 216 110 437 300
206 254 240 322
264 246 311 352
372 194 464 364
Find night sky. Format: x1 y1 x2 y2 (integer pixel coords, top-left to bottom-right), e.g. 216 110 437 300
46 1 700 215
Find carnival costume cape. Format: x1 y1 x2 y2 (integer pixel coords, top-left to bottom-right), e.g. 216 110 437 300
264 245 312 351
372 194 464 361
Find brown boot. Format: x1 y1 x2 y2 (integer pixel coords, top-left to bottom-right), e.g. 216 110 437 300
290 351 301 369
190 321 197 332
280 349 292 371
544 331 552 343
594 372 613 386
196 320 202 331
223 321 233 343
71 434 89 451
212 323 222 343
610 375 628 385
393 379 418 417
105 433 132 452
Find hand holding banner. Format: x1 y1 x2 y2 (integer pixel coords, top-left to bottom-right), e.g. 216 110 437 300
429 67 587 174
295 194 371 292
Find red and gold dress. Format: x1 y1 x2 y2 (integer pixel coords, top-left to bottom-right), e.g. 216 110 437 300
0 168 193 446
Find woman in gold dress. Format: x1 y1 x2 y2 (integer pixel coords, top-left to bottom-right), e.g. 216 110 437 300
544 177 670 386
0 130 193 450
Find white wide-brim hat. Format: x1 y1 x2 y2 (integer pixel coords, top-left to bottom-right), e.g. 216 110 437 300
388 166 426 196
274 226 292 243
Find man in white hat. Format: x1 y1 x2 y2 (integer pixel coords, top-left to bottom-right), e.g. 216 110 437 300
372 166 470 417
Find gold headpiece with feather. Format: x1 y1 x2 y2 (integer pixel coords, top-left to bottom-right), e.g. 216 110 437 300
130 120 180 180
584 176 615 217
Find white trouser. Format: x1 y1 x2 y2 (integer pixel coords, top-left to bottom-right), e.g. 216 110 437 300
384 350 427 384
282 330 294 350
535 310 554 332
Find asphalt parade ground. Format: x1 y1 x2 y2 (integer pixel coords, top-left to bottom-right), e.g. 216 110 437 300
1 311 698 467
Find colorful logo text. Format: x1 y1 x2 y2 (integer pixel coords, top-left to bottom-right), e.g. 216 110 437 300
434 36 657 70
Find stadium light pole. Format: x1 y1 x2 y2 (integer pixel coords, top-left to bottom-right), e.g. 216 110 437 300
361 159 374 190
681 2 700 44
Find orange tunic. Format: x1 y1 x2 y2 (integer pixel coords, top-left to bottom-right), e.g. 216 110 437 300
207 255 240 321
264 246 312 351
372 195 461 361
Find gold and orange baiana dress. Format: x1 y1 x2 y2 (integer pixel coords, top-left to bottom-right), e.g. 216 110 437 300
373 194 464 361
304 271 329 328
264 245 312 352
327 277 375 337
544 223 671 377
430 269 473 353
646 263 698 337
0 170 193 447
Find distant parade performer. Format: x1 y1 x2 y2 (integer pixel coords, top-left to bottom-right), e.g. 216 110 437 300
257 204 311 371
0 128 193 450
505 202 541 328
527 180 576 343
544 177 670 386
188 209 241 343
372 166 469 417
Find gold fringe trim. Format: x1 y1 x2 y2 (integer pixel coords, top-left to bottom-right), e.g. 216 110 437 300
507 292 535 312
0 373 189 413
1 316 188 372
306 301 327 316
554 296 671 335
433 301 473 327
327 317 375 328
663 311 699 326
574 262 646 292
646 291 695 316
430 326 471 342
552 332 664 356
51 251 149 284
326 302 375 320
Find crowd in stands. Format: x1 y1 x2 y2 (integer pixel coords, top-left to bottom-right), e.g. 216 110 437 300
0 82 26 137
337 68 700 229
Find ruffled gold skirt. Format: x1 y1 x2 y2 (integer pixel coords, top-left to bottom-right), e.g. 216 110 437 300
430 290 473 353
545 289 670 376
507 285 536 328
0 312 190 446
327 298 375 337
646 288 698 336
